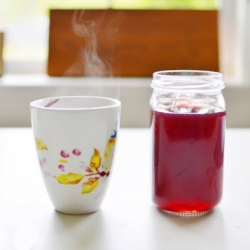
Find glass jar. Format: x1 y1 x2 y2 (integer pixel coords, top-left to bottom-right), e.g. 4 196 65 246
150 70 226 217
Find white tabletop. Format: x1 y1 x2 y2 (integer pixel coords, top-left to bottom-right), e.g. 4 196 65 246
0 128 249 250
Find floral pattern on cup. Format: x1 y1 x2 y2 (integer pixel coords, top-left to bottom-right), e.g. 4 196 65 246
35 130 117 194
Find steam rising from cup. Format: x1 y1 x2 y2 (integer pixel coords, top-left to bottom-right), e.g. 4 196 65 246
58 10 123 100
64 10 122 77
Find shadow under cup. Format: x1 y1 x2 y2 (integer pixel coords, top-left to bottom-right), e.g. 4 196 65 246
30 96 121 214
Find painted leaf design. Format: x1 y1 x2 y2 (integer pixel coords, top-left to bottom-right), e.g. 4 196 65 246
103 138 116 171
90 149 101 170
81 177 99 194
35 138 48 150
55 173 84 185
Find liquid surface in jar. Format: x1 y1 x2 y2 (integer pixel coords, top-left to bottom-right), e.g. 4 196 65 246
152 107 226 214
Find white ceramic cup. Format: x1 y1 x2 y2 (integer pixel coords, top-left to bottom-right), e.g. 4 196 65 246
30 96 121 214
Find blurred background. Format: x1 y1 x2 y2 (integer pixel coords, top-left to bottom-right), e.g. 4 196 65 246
0 0 250 127
0 0 217 72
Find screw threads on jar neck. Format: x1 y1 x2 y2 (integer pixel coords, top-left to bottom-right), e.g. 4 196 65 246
151 70 225 93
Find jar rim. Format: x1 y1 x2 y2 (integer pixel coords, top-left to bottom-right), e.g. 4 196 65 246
151 70 225 92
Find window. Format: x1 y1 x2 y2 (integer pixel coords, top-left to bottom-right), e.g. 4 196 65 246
0 0 249 128
219 0 250 83
1 0 218 71
3 0 249 85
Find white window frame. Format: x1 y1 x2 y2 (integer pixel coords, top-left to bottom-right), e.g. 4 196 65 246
219 0 250 84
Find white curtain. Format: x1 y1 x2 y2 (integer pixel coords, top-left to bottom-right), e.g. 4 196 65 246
219 0 250 83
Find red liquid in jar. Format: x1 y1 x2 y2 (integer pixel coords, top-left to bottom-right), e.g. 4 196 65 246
152 108 226 214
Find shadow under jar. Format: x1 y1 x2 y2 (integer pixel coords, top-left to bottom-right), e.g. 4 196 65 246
150 70 226 217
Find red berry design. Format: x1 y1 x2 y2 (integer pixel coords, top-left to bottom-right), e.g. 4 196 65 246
73 149 81 156
58 164 65 171
60 150 70 158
